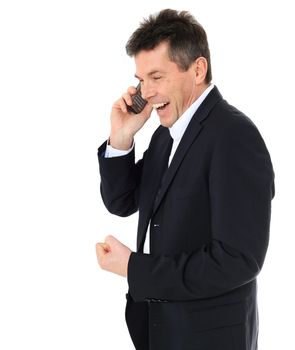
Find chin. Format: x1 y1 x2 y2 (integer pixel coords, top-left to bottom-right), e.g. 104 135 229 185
159 119 172 128
158 114 174 128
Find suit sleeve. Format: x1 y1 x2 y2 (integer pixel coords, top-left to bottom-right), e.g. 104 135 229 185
98 140 143 217
128 120 275 302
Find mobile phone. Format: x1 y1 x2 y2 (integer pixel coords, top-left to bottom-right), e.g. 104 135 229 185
127 84 147 114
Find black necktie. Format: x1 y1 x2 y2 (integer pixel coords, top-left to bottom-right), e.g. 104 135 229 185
153 134 173 209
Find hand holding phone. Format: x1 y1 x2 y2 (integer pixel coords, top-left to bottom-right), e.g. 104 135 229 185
126 84 147 114
109 84 151 150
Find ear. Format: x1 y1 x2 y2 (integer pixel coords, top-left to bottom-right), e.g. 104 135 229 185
194 57 208 84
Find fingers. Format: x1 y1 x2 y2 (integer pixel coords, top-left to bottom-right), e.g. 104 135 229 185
105 235 126 250
96 243 107 260
96 242 110 270
96 242 111 252
122 92 133 107
96 235 123 261
96 236 114 261
105 234 116 246
114 86 140 114
95 236 131 277
114 97 128 114
127 85 137 95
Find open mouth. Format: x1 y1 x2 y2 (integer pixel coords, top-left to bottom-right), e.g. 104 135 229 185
153 102 170 111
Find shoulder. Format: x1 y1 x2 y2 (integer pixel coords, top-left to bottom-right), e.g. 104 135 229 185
211 99 255 127
206 98 265 144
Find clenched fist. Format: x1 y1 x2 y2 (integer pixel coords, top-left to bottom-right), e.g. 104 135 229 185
96 235 132 277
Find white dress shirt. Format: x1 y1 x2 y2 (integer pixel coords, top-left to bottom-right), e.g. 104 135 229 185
104 84 215 253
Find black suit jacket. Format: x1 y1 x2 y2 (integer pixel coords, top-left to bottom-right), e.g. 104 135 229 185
98 87 275 350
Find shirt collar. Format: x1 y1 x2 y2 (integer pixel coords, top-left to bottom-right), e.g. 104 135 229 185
169 84 215 141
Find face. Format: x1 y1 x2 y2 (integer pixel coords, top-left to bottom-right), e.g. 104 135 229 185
134 42 208 128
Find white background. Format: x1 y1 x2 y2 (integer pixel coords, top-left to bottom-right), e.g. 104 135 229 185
0 0 294 349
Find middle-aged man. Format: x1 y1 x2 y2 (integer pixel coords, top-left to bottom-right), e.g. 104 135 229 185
96 9 275 350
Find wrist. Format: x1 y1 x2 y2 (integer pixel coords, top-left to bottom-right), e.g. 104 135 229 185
109 132 134 150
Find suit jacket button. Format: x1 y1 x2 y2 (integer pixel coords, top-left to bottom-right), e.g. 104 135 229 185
153 224 160 227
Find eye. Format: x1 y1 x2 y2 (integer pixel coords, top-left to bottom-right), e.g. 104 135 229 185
153 76 162 80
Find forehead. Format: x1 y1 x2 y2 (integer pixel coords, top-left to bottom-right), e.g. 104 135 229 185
134 42 176 77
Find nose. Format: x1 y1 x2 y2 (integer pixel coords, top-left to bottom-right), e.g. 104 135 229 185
141 82 156 101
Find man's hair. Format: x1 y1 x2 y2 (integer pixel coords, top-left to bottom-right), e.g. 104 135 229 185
126 9 212 83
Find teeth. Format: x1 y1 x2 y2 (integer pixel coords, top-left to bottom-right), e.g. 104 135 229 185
153 102 167 109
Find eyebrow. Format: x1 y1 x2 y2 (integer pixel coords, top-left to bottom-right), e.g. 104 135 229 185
135 70 162 79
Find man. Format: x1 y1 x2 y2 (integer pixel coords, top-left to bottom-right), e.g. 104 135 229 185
96 9 274 350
